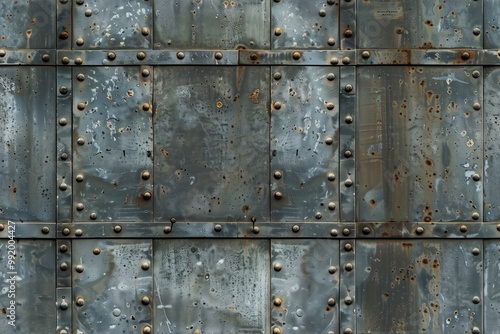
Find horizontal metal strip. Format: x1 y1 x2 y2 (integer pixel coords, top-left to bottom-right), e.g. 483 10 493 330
0 222 56 239
238 222 356 238
0 50 55 65
239 50 357 65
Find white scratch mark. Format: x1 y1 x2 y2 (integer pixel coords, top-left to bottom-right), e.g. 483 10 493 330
155 277 172 333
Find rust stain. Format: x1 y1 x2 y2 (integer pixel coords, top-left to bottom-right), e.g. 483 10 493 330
250 88 260 104
236 66 244 90
159 147 169 157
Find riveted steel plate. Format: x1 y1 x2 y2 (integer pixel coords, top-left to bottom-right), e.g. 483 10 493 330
485 240 500 334
0 67 56 222
153 239 269 334
73 66 153 222
72 239 153 333
0 1 55 49
73 0 152 49
271 239 339 333
356 240 483 333
485 0 500 48
271 0 339 49
357 0 482 49
357 66 483 222
154 66 269 222
271 66 339 222
0 240 56 333
153 0 270 50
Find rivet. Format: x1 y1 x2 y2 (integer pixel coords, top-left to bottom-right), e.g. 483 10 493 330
114 225 122 233
214 51 223 60
62 56 70 64
472 326 480 334
342 56 351 65
0 49 5 57
345 115 353 124
141 261 150 270
141 170 151 180
326 73 336 81
344 150 352 158
326 102 335 110
473 103 481 110
194 330 201 334
59 86 68 94
327 172 336 181
60 300 69 310
141 296 151 305
327 297 336 306
344 28 353 37
75 229 83 237
251 216 257 223
42 54 50 62
84 9 92 17
142 326 152 334
292 224 300 232
141 27 150 36
416 226 425 235
76 297 85 307
274 28 282 36
163 226 172 234
76 73 85 81
93 247 101 255
344 296 353 305
273 327 282 334
327 37 336 46
252 226 260 234
42 226 50 234
62 228 70 236
319 9 326 17
77 102 86 110
273 297 282 306
273 262 283 271
75 264 84 273
472 70 480 78
137 52 146 60
362 50 371 59
497 224 500 232
343 228 350 236
345 263 353 271
362 226 371 235
60 262 68 271
274 170 283 179
344 179 353 187
76 174 84 182
345 84 353 92
273 72 282 80
472 248 480 256
315 212 322 219
273 101 282 110
331 229 339 237
89 212 97 220
460 225 468 233
59 117 68 126
324 136 333 145
61 152 68 160
330 57 339 65
344 243 353 251
76 0 84 4
142 102 150 111
59 244 68 252
461 51 470 60
142 191 152 200
176 51 185 60
170 217 177 223
472 296 481 304
327 0 335 4
214 224 222 232
473 27 481 36
250 53 258 61
142 68 150 77
77 137 85 145
59 0 68 3
76 37 84 46
328 202 336 210
59 31 69 40
472 212 480 220
274 191 283 200
0 224 4 231
292 51 301 60
60 330 68 334
328 266 337 274
344 328 353 334
59 183 68 191
107 51 116 61
74 57 83 65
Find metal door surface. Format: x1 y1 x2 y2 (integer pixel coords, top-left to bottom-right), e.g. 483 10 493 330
0 1 499 333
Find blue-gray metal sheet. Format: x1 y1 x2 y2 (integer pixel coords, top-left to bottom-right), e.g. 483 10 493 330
0 1 55 49
357 0 483 49
57 287 72 334
153 0 270 50
239 50 355 65
0 50 55 65
0 67 56 222
0 240 56 333
271 66 339 222
153 239 270 334
271 239 339 333
485 0 500 48
356 240 483 333
339 0 356 50
57 240 71 288
239 222 356 239
57 0 72 50
72 239 153 333
271 0 339 49
154 66 270 222
339 239 356 334
72 66 153 222
357 66 483 222
72 0 152 49
485 240 500 334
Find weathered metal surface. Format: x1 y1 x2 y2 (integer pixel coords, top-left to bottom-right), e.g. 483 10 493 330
0 240 56 333
357 66 483 222
271 239 340 333
0 67 56 222
239 222 356 239
240 50 356 65
271 66 339 222
73 66 153 222
340 239 356 334
154 66 269 222
153 0 269 50
72 239 152 333
485 0 500 48
485 240 500 334
356 240 483 333
357 0 483 49
153 239 269 334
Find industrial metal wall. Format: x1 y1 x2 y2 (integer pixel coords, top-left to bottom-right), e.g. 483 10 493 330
0 0 498 333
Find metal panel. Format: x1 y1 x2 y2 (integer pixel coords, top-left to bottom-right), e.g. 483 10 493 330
271 239 340 333
72 239 153 333
73 0 152 49
154 66 270 222
357 66 483 222
0 67 56 222
0 0 56 49
340 239 356 334
485 0 500 48
356 240 483 333
73 66 153 222
271 66 339 222
271 0 339 49
153 239 269 334
357 0 483 49
485 240 500 334
153 0 270 50
0 240 56 333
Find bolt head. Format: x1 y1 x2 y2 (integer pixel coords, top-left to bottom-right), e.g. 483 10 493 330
327 172 336 181
76 297 85 307
362 226 371 235
142 325 152 334
59 183 68 191
141 261 150 270
141 170 151 180
60 262 68 271
328 202 336 211
141 296 151 305
344 29 353 37
460 225 468 233
74 57 83 65
362 50 371 59
345 263 353 271
75 264 84 273
472 212 480 220
273 170 283 180
327 37 336 46
292 51 301 60
344 179 353 187
473 27 481 36
324 136 334 145
84 9 92 17
292 224 300 232
93 247 101 255
42 54 50 62
42 226 50 234
163 226 172 234
330 229 339 237
274 28 282 36
472 248 480 256
76 38 84 46
328 266 337 274
472 70 480 78
142 69 150 77
327 297 336 306
90 212 97 220
461 51 471 60
343 228 351 236
141 27 150 36
252 226 260 234
273 297 282 306
315 212 322 219
473 103 481 110
75 229 83 236
472 296 481 304
62 56 70 64
472 173 481 181
76 203 84 211
345 84 353 92
274 191 283 200
176 51 185 60
62 228 70 236
416 226 425 235
273 101 282 110
137 52 146 60
273 262 283 272
214 52 223 60
214 224 222 232
344 296 353 305
344 243 353 251
326 73 336 81
142 191 152 200
60 300 69 310
59 86 68 94
107 51 116 60
342 56 351 65
76 174 84 182
472 326 480 334
114 225 122 233
273 327 282 334
273 72 282 80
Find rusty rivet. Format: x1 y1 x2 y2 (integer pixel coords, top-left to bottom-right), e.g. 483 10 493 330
74 57 83 65
327 172 336 181
59 86 68 94
273 72 282 80
61 153 68 161
142 68 150 77
252 226 260 234
137 52 146 60
460 225 468 233
330 57 339 65
472 326 480 334
141 27 150 36
342 56 351 65
93 247 101 255
75 229 83 237
344 328 353 334
362 226 371 235
274 27 283 36
84 9 92 17
343 228 350 236
274 191 283 200
141 170 151 180
344 150 352 158
326 102 335 110
273 101 282 110
250 53 258 61
89 212 97 220
461 51 470 60
75 174 84 182
60 262 68 271
292 51 301 60
107 51 116 60
327 37 336 46
142 326 152 334
344 296 353 305
273 297 282 306
142 102 151 111
345 115 353 124
473 27 481 36
42 54 50 62
59 31 69 39
60 300 69 310
273 327 282 334
214 224 222 232
77 137 85 145
326 72 336 81
319 9 326 17
472 247 480 256
328 266 337 274
273 262 283 271
292 224 300 232
214 51 223 60
327 297 336 306
251 216 257 223
76 297 85 307
163 226 172 234
0 224 4 231
76 37 84 46
42 226 50 234
176 51 185 60
77 102 86 110
62 56 70 64
141 296 151 305
472 70 480 78
345 84 353 92
324 136 334 145
328 202 336 211
473 102 481 110
344 28 353 37
76 73 85 81
344 179 353 187
75 264 84 273
331 228 339 237
274 170 283 180
315 212 322 219
114 225 122 233
362 50 371 59
62 228 70 236
472 296 481 304
344 243 353 251
59 183 68 191
416 226 425 235
472 212 480 220
141 261 150 270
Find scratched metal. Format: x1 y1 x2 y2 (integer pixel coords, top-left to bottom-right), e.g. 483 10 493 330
357 0 482 49
154 67 269 222
73 0 152 49
485 240 500 334
0 67 56 222
0 0 55 49
0 240 56 333
271 239 339 333
271 0 339 49
72 239 153 333
153 0 270 49
357 66 483 222
271 66 339 222
356 240 483 333
153 239 269 334
485 0 500 48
